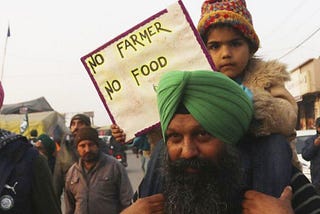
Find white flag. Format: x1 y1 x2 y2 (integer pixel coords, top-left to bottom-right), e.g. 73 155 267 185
20 112 29 134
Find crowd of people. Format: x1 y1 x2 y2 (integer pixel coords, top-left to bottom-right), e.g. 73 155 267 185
1 0 320 213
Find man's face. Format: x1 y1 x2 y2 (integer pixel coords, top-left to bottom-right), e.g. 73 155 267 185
70 119 89 136
163 113 242 214
77 140 99 163
166 114 224 166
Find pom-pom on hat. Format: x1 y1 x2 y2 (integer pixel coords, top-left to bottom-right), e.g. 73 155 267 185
197 0 260 53
75 127 99 146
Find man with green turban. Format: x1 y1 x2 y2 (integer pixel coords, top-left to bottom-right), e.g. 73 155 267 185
156 70 254 213
157 70 253 145
121 70 299 214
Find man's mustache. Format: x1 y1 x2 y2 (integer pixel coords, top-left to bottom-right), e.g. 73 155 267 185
168 157 214 173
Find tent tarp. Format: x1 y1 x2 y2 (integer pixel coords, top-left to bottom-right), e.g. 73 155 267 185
0 111 69 139
0 96 54 114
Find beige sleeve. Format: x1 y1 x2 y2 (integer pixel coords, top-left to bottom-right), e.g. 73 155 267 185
250 86 297 137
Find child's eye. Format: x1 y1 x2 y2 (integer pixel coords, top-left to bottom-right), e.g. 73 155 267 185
207 43 220 50
230 40 243 47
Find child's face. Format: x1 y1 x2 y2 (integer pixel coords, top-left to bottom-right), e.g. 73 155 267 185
205 26 251 79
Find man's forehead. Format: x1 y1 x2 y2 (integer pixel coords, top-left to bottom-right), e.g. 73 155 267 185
71 119 86 124
78 140 96 146
168 114 201 129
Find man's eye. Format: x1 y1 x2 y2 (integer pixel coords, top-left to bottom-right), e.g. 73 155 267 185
197 130 212 141
199 130 209 136
166 133 181 142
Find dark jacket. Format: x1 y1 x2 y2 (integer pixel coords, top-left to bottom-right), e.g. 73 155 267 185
0 129 61 214
302 133 320 188
53 134 78 201
134 139 164 200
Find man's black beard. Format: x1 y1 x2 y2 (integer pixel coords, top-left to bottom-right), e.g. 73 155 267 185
162 144 243 214
82 150 100 163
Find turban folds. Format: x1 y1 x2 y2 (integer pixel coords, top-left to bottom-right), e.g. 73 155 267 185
157 70 253 145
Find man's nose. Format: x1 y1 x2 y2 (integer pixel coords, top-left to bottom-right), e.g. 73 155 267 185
83 145 91 152
180 138 199 159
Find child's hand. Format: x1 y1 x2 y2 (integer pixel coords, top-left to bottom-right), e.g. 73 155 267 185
110 124 126 143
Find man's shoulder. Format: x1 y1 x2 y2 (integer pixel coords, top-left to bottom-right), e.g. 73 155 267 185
65 161 80 181
100 153 118 164
99 153 126 171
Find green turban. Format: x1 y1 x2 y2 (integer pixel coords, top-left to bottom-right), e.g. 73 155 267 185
157 70 253 145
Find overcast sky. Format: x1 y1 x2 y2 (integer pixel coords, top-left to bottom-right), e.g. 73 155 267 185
0 0 319 126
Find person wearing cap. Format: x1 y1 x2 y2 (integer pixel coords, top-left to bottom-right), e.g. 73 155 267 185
53 113 93 204
302 117 320 193
197 0 298 141
35 133 57 173
113 0 301 197
53 113 111 204
0 82 61 214
195 0 301 197
64 127 133 214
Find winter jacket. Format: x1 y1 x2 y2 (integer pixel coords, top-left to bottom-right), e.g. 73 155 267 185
64 152 133 214
0 129 61 214
301 133 320 189
243 58 300 170
53 134 109 202
53 134 79 201
243 58 297 137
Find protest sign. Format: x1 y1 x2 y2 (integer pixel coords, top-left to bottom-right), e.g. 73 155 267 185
81 0 215 141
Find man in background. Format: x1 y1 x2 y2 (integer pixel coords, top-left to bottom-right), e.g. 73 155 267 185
302 117 320 193
64 127 133 214
53 113 109 203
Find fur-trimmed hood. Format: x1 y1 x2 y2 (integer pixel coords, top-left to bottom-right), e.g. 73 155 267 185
242 58 297 137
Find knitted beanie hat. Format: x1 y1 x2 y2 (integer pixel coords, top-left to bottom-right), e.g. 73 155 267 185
70 113 91 127
197 0 260 53
157 70 253 145
75 127 99 146
0 82 4 109
37 134 56 157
